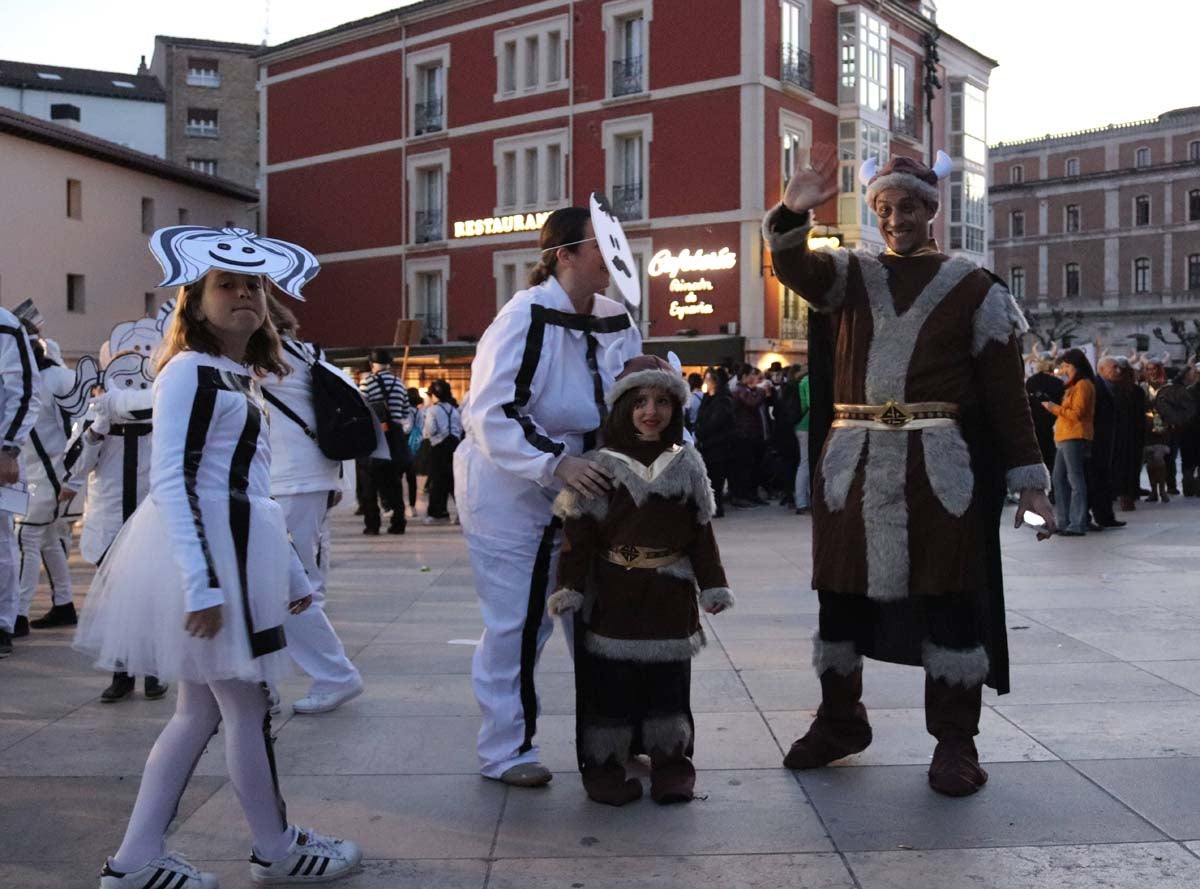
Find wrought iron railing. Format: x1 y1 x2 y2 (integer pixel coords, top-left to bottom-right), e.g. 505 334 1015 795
781 44 813 91
611 182 643 221
893 104 918 139
414 209 443 244
612 56 644 96
415 98 443 135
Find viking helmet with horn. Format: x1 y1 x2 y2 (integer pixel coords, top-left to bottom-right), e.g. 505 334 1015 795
858 150 953 213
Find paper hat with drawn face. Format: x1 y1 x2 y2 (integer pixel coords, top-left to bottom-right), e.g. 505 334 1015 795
589 193 640 307
103 350 156 393
12 299 44 335
148 226 320 300
859 151 953 210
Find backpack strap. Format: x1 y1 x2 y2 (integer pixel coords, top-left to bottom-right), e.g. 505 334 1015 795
262 388 318 442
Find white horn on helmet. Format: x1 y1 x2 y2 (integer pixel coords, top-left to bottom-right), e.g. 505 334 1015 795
857 156 879 186
932 150 954 180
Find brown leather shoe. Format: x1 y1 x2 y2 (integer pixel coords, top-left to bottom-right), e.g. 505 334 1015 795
582 762 643 806
649 756 695 804
925 676 987 797
783 668 872 769
928 735 989 797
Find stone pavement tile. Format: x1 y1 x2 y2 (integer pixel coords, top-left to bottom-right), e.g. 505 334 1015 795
264 715 481 775
1073 758 1200 840
0 704 175 776
846 842 1200 889
4 775 225 863
489 852 855 888
994 701 1200 759
706 612 817 641
352 642 478 676
0 716 47 752
194 857 488 889
372 619 487 645
992 662 1199 705
173 775 505 861
1003 585 1166 610
1015 606 1200 636
493 769 833 858
739 663 924 711
798 761 1166 852
1062 629 1200 662
1134 659 1200 695
1001 623 1118 665
715 635 813 671
761 708 1056 768
337 673 479 716
0 675 108 719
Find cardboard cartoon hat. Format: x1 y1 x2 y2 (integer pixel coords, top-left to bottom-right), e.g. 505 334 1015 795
605 354 690 408
860 150 953 209
148 226 320 300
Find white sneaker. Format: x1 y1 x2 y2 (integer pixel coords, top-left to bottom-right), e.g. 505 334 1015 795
292 677 364 715
249 827 362 884
100 851 219 888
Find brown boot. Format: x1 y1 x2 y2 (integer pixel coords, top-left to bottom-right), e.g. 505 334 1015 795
649 754 695 804
926 676 988 797
783 668 872 769
581 761 643 807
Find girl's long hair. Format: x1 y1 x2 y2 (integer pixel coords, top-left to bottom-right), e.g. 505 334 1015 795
528 207 591 287
1057 348 1096 386
156 274 290 378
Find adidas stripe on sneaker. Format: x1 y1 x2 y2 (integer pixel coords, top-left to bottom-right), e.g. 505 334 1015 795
249 827 362 884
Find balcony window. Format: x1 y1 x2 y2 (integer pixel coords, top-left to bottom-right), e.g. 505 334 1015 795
781 1 812 91
782 130 808 197
186 59 220 88
414 166 444 244
1010 209 1025 238
1135 194 1150 227
1135 147 1150 168
891 56 916 138
414 64 444 135
1065 204 1080 233
185 108 218 138
949 170 986 253
781 285 808 340
1190 140 1200 162
1189 189 1200 222
1065 157 1079 177
612 15 644 96
1010 267 1025 299
838 9 888 112
948 81 986 166
1009 164 1024 184
411 271 445 343
1065 263 1080 298
187 158 217 175
1134 257 1150 293
1189 254 1200 291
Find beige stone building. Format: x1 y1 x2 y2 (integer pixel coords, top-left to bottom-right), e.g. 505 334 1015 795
149 36 261 189
0 107 257 359
989 107 1200 358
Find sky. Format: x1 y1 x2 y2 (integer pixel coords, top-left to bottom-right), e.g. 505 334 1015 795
0 0 1193 145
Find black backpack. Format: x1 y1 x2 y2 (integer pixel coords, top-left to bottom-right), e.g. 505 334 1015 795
262 341 378 461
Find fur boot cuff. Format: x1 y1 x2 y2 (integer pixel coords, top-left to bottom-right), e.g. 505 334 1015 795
698 586 735 612
547 588 584 617
811 630 862 677
922 642 990 687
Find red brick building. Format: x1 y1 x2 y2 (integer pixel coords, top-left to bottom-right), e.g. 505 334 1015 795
989 107 1200 357
258 0 994 373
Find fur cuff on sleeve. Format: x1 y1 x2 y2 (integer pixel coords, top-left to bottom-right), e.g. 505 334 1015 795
547 588 584 616
762 203 813 254
1006 462 1051 494
698 586 735 611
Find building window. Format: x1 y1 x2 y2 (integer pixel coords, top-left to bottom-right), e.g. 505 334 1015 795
185 108 218 138
187 158 217 175
493 129 568 213
1188 255 1200 291
414 64 444 135
494 16 568 100
1010 267 1025 299
494 249 542 309
1134 257 1151 293
603 114 652 222
178 207 189 225
1134 194 1150 226
408 150 449 245
781 0 812 91
609 7 647 98
1065 204 1080 233
1065 263 1080 298
67 274 86 313
186 58 220 88
1189 140 1200 162
144 293 157 317
1065 157 1079 177
837 9 888 112
948 80 986 165
141 197 155 234
1189 189 1200 222
782 131 808 197
412 271 446 342
838 119 888 228
1010 209 1025 238
1009 164 1023 184
66 178 82 219
949 171 986 253
1135 147 1150 168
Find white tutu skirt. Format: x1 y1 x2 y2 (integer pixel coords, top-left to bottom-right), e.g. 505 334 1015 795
74 495 296 684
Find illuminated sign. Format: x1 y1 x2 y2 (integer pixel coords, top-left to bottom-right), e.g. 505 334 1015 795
453 211 552 239
648 248 736 321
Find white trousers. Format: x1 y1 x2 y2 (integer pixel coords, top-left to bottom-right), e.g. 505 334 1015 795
0 514 17 632
17 518 73 615
277 492 360 694
794 429 811 510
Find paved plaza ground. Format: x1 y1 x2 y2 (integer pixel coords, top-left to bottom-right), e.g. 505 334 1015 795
4 495 1200 888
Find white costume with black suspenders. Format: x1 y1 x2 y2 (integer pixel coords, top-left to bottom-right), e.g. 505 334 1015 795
455 277 640 778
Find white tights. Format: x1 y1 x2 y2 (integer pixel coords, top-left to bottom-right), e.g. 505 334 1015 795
112 679 293 871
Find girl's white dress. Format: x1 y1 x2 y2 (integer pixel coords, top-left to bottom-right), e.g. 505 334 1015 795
75 352 311 682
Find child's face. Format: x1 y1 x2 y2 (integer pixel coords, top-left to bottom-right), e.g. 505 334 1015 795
631 386 673 440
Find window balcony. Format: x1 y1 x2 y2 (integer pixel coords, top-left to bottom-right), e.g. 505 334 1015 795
414 209 444 244
611 182 643 221
185 123 218 138
893 105 918 139
612 56 644 97
186 72 220 88
780 315 807 340
415 98 443 135
781 44 813 92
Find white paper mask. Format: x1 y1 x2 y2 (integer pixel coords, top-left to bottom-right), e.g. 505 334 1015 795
103 350 155 392
149 226 320 300
101 318 163 369
589 193 640 307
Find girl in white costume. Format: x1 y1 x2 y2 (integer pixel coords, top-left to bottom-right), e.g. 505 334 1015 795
261 297 363 715
76 226 361 888
455 207 641 785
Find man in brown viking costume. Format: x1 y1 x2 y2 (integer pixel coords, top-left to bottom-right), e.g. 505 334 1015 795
763 148 1056 796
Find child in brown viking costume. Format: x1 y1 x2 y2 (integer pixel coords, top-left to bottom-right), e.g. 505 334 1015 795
548 355 734 806
762 148 1056 797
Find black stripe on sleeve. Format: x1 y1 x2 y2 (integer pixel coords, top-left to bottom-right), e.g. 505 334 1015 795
0 325 35 444
183 378 220 589
500 305 565 456
29 429 62 504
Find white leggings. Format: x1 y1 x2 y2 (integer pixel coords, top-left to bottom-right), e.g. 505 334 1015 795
17 519 73 615
112 679 293 871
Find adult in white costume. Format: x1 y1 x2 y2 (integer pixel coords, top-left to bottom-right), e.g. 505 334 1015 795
75 225 361 889
0 307 40 658
262 298 364 714
455 206 641 785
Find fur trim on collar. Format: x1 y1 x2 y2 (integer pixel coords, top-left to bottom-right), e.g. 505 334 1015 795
552 445 717 523
605 367 690 408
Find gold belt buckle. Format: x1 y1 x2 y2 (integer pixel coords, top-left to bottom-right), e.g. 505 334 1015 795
878 400 913 428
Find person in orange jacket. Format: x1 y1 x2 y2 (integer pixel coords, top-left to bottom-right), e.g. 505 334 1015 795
1042 349 1097 535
